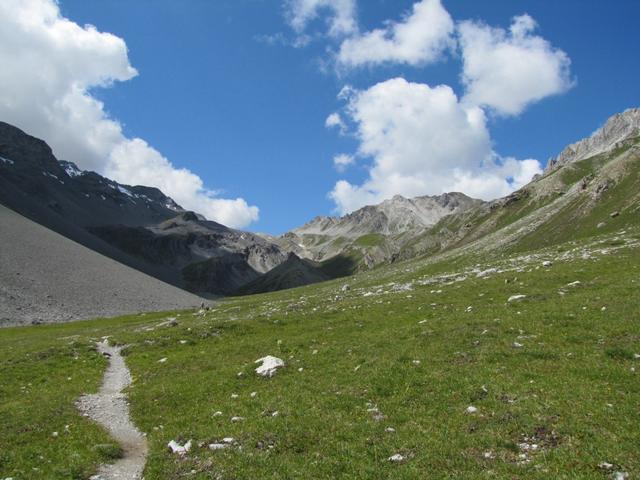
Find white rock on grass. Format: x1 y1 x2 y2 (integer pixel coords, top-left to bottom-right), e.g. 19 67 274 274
542 261 553 267
466 406 478 414
567 281 581 287
513 342 524 348
507 294 527 303
208 443 227 450
255 356 285 377
168 439 192 455
388 453 405 462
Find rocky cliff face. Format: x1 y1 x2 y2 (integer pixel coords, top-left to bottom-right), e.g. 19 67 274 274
293 192 481 239
271 192 484 265
546 108 640 172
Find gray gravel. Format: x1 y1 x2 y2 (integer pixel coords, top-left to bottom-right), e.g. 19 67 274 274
77 340 148 480
0 204 203 326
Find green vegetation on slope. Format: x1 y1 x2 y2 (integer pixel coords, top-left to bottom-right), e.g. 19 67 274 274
1 227 639 479
354 233 385 247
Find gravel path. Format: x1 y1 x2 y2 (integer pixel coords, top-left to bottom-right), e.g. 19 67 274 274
77 340 148 480
0 204 202 326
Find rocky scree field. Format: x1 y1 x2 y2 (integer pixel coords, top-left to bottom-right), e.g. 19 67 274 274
1 224 639 479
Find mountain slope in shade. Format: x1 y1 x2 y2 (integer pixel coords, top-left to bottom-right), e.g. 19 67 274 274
0 121 288 296
236 253 331 295
0 204 202 326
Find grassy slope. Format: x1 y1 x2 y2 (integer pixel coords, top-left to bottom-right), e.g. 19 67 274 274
1 227 639 479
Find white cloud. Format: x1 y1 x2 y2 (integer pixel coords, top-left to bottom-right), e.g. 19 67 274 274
325 112 348 135
458 14 573 116
329 78 542 214
337 0 454 68
332 153 354 172
286 0 357 38
0 0 258 228
106 139 259 228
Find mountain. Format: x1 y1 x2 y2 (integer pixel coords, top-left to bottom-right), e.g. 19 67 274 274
269 192 484 271
0 121 288 297
1 106 638 318
391 108 640 260
270 108 640 273
546 107 640 171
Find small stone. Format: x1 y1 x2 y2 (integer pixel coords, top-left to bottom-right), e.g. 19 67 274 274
466 406 478 414
231 416 244 422
513 342 524 348
250 391 257 398
158 357 168 363
507 294 527 303
168 439 191 455
51 431 59 437
385 427 396 433
542 261 552 267
388 453 405 462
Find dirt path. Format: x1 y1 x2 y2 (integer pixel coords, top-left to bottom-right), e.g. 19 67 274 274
77 340 148 480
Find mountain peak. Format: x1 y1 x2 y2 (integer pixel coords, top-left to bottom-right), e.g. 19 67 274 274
547 107 640 171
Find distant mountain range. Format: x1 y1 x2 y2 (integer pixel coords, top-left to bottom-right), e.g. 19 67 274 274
1 107 638 324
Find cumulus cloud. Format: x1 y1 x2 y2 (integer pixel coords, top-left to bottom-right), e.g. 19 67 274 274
337 0 454 68
458 14 573 116
329 78 542 214
286 0 357 38
0 0 258 228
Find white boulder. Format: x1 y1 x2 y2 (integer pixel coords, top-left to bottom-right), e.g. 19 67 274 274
255 355 285 377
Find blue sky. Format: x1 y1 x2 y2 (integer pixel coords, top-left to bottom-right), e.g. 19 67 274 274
1 1 638 233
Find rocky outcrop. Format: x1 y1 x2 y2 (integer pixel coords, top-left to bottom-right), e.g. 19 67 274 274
272 192 484 265
546 108 640 172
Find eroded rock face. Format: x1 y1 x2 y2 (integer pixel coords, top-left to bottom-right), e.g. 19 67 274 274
272 192 485 265
546 108 640 172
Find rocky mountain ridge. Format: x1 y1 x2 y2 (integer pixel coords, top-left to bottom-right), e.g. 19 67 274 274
269 192 483 266
546 108 640 172
0 121 290 296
